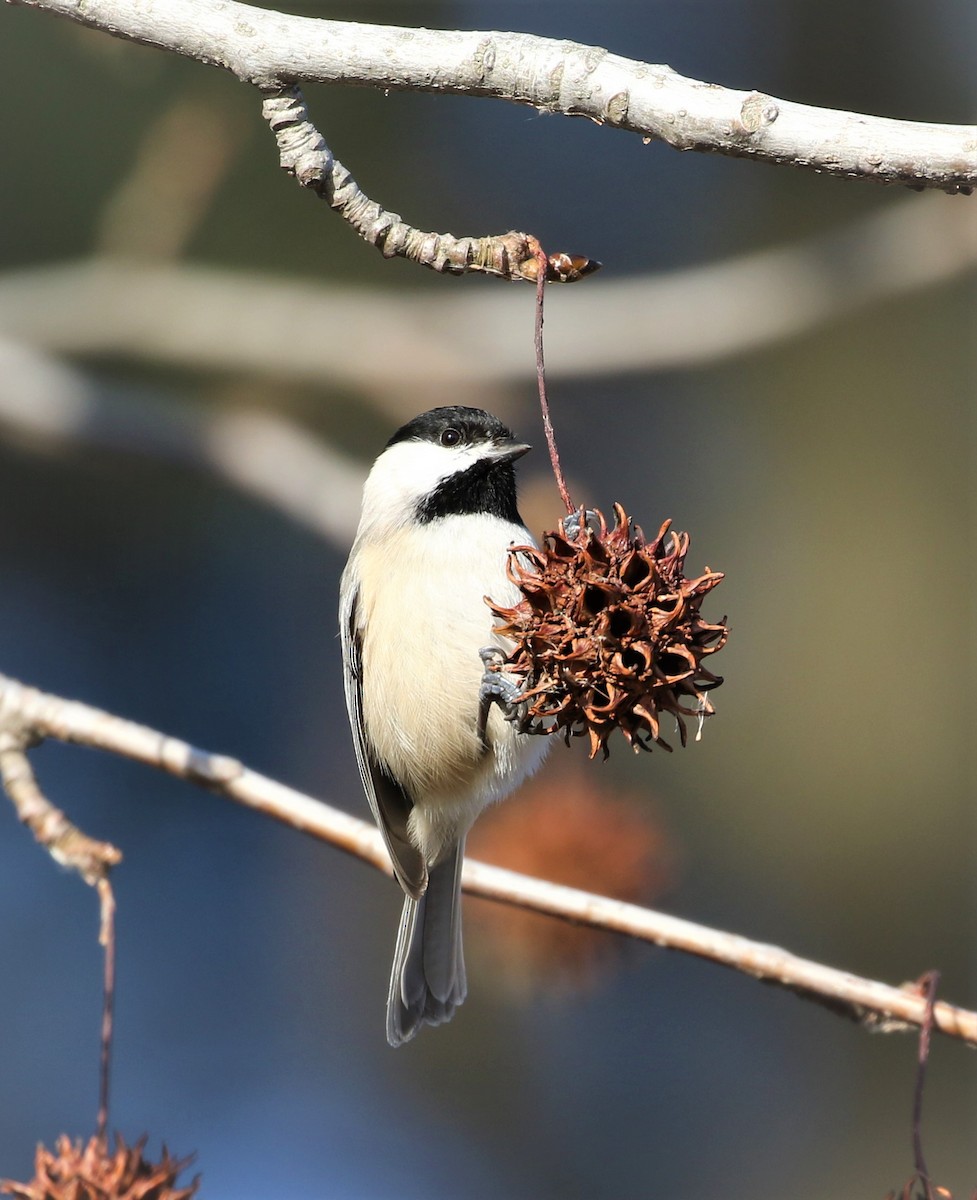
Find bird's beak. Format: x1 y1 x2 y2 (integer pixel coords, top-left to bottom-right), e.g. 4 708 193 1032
493 439 531 464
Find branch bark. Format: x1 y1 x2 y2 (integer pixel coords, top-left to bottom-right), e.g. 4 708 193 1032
1 671 974 1046
15 0 977 193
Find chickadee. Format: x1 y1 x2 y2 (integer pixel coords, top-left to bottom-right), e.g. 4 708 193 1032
340 406 549 1046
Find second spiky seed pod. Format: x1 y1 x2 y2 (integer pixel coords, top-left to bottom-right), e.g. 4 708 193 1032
0 1135 198 1200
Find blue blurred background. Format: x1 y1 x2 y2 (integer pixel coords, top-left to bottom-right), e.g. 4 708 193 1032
1 1 976 1196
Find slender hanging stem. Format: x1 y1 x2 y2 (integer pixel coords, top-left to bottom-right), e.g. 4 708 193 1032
96 879 117 1144
911 969 939 1195
534 245 575 515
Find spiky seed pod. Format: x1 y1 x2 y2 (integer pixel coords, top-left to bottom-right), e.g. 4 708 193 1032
0 1135 198 1200
488 504 729 758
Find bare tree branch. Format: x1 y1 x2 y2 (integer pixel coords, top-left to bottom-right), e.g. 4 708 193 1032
1 196 973 392
0 670 973 1046
13 0 977 193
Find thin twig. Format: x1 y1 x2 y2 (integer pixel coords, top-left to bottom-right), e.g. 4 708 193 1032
0 672 975 1046
96 878 116 1144
12 0 977 192
262 86 599 284
912 971 940 1194
533 244 574 514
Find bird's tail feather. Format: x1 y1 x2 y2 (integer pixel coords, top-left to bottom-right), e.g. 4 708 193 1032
386 840 467 1047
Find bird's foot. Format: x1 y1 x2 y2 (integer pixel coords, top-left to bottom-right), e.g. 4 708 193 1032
478 646 527 745
561 508 599 541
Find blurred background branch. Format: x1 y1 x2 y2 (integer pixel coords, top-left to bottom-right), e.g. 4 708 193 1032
2 180 973 587
1 196 973 393
0 339 364 548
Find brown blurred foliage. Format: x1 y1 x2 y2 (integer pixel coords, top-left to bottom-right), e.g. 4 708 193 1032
467 761 679 995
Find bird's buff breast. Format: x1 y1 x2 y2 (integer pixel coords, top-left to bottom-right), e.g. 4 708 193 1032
355 519 542 827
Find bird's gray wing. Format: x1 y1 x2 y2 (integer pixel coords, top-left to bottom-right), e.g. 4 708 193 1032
341 580 427 900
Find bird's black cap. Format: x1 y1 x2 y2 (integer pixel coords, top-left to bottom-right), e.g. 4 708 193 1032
387 407 529 525
386 406 518 450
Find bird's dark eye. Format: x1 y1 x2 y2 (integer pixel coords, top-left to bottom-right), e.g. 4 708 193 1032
440 428 462 447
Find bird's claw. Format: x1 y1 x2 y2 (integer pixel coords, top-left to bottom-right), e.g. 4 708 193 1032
561 508 600 541
478 646 527 745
